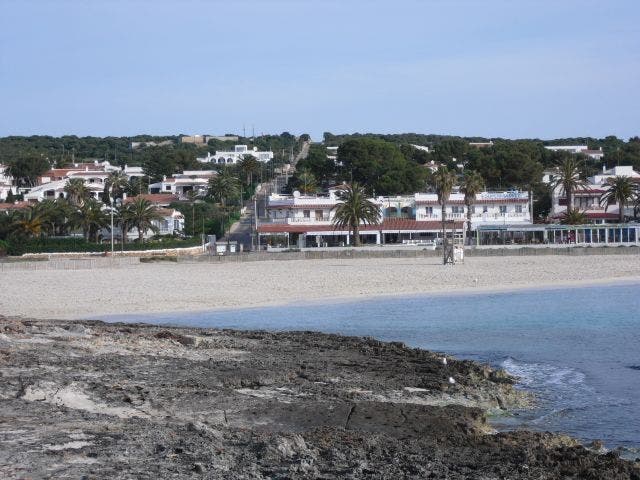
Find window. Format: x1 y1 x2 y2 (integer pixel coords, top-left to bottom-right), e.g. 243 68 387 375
499 205 507 214
165 185 171 191
470 206 476 214
452 206 463 214
515 205 523 213
315 209 324 220
483 205 488 213
425 206 433 215
303 210 310 218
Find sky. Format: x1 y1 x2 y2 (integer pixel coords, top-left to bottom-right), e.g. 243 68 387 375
0 0 639 141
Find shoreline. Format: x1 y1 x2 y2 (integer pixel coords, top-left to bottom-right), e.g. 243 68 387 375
93 275 640 323
2 317 638 478
2 255 639 321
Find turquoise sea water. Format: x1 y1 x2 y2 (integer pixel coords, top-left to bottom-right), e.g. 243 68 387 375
100 283 640 455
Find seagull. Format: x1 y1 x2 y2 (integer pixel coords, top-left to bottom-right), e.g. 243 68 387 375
442 357 447 366
448 377 456 384
474 277 479 286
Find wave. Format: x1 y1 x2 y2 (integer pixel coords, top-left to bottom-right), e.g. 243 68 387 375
501 357 587 391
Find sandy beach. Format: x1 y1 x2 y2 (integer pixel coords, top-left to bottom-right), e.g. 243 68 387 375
2 254 639 320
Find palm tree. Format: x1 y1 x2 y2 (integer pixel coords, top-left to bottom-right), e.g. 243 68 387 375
459 170 484 237
64 178 90 207
207 172 240 207
331 183 380 247
105 171 130 204
12 205 44 238
238 155 261 186
73 199 108 242
561 208 588 225
122 197 161 242
600 176 638 223
432 166 457 263
549 157 587 213
296 169 317 194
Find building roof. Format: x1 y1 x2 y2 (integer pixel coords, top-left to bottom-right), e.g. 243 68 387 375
0 201 31 211
124 194 179 206
258 219 463 234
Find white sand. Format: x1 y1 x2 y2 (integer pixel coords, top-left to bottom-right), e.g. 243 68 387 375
2 255 639 320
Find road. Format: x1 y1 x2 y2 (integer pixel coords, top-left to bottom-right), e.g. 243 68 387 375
226 140 310 250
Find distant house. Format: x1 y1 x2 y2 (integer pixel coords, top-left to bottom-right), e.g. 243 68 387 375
197 145 274 164
549 165 640 222
0 164 16 201
469 141 494 149
544 145 604 161
130 140 174 149
148 170 216 197
180 135 239 145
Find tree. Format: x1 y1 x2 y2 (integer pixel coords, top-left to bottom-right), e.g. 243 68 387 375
296 169 317 194
105 171 129 204
561 208 588 225
600 176 638 223
331 183 380 247
337 138 425 195
549 157 587 212
122 197 161 242
238 155 261 186
12 205 45 238
64 178 90 207
6 154 50 187
74 199 108 242
459 170 485 237
432 166 457 264
207 172 240 207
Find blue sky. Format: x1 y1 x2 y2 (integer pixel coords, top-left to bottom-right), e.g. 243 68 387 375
1 0 638 141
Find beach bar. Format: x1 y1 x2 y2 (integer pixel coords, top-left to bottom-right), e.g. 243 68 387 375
476 223 640 247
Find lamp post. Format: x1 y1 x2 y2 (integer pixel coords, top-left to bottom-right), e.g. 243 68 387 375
110 196 114 254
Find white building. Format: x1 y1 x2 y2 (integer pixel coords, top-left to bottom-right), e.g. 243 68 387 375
549 165 640 222
149 170 217 197
544 145 605 161
23 178 105 202
197 145 274 165
0 164 16 201
258 188 531 247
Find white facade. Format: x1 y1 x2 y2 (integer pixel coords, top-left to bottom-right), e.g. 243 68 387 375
197 145 274 164
149 171 216 197
544 145 604 160
264 189 531 229
549 165 640 222
23 179 105 202
0 164 16 201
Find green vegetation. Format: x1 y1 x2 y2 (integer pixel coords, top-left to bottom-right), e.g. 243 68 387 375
600 176 638 223
331 183 381 247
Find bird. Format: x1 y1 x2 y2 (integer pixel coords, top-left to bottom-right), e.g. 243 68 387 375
474 277 479 286
442 357 447 366
448 377 456 384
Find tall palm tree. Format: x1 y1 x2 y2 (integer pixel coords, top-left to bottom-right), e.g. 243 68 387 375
432 166 457 263
459 170 484 237
331 183 380 247
13 205 45 238
122 197 161 242
600 176 638 223
549 157 587 213
207 172 240 207
238 155 261 186
296 169 317 194
105 171 130 204
64 177 90 207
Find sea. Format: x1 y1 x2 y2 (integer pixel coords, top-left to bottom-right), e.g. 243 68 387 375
100 282 640 457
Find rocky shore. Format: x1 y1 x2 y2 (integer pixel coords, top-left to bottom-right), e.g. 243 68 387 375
1 317 638 479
